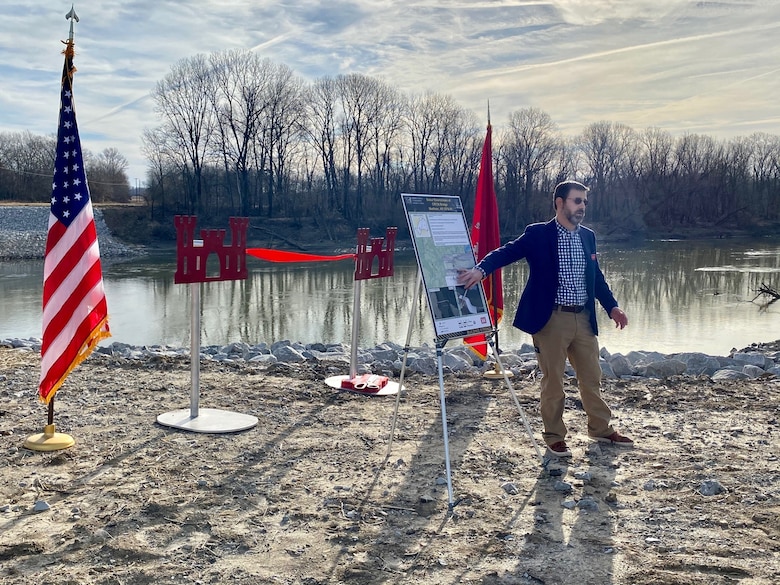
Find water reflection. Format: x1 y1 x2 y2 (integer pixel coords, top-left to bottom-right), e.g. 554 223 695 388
1 238 779 356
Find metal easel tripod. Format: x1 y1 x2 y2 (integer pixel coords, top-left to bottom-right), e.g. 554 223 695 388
385 272 544 513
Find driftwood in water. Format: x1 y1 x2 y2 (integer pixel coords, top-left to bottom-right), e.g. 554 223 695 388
249 225 307 251
751 282 780 307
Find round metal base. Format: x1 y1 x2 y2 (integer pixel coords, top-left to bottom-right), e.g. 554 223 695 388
483 368 514 379
157 408 258 433
24 424 75 451
325 375 400 396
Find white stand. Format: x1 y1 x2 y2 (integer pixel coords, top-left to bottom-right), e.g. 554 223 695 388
157 282 258 433
325 277 401 396
387 271 543 513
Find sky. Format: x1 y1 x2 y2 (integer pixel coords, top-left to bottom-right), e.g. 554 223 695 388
1 0 779 187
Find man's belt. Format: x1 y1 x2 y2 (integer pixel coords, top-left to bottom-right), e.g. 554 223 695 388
554 304 585 313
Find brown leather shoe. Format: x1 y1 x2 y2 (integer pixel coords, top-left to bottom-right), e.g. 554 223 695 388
546 441 572 458
595 432 634 447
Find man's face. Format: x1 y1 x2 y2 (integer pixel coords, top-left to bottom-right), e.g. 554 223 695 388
560 190 588 227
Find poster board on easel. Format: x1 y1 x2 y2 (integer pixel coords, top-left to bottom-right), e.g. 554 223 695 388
401 193 493 342
398 193 495 512
393 194 542 514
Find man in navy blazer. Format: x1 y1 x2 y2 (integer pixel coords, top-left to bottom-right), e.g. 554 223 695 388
458 180 632 458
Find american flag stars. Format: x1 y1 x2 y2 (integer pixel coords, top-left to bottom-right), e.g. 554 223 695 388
51 76 89 228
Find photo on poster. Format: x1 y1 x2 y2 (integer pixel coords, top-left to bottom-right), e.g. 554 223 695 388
402 193 493 341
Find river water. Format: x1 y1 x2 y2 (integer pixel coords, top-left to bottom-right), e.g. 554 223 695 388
2 237 779 356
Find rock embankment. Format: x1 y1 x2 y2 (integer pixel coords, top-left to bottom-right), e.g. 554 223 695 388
0 205 140 260
3 337 779 382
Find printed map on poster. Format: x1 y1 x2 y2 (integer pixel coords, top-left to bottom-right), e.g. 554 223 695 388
402 194 493 340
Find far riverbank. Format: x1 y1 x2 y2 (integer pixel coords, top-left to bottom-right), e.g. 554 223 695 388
3 204 778 260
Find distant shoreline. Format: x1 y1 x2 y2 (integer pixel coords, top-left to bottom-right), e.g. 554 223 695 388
3 204 776 260
0 206 141 260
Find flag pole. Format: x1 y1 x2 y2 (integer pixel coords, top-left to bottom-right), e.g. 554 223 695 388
477 101 513 380
24 7 83 452
25 395 75 451
483 273 513 379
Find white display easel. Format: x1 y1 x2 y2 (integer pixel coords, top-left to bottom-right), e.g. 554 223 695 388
386 272 543 513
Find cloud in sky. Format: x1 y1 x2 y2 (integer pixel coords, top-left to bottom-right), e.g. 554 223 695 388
0 0 778 184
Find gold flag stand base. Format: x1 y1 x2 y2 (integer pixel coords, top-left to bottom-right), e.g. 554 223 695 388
24 424 75 452
483 361 514 380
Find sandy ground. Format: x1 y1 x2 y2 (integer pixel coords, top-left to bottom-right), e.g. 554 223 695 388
1 346 778 585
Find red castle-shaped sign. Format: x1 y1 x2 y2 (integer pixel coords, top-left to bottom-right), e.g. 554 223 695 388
354 227 397 280
174 216 250 283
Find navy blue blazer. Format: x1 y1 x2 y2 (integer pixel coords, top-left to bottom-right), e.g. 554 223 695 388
477 218 619 336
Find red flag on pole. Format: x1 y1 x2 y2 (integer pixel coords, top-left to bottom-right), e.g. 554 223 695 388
39 35 110 404
464 120 503 359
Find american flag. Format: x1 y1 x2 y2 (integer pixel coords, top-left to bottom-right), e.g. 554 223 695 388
39 40 110 404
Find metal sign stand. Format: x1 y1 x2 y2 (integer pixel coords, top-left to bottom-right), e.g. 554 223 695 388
386 271 543 513
157 217 258 433
325 228 401 396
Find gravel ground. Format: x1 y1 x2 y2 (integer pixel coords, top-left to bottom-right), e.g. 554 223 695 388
0 205 140 260
1 347 778 585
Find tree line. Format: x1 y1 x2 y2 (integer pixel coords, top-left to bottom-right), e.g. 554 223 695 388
144 49 780 235
4 47 780 237
0 131 131 204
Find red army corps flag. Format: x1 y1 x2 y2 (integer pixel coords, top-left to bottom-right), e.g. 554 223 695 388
464 121 503 359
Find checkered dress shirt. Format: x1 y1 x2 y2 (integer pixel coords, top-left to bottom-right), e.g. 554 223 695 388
555 220 588 305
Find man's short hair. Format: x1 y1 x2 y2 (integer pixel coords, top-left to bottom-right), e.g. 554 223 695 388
553 180 589 205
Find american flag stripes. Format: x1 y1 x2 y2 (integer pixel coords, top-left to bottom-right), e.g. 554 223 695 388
39 39 110 403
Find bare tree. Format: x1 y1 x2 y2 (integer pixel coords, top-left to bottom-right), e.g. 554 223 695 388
337 73 382 221
404 92 436 193
748 132 780 219
260 62 306 218
440 107 480 205
501 108 562 230
403 92 464 194
578 121 639 222
365 80 405 217
634 127 674 225
151 54 216 214
672 133 723 225
305 76 341 213
136 53 780 234
141 127 174 218
85 147 130 202
0 131 56 201
721 136 752 223
208 50 271 215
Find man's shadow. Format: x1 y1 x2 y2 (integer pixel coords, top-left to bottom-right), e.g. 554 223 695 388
516 437 620 585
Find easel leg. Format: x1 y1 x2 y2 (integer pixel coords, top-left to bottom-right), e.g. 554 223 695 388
436 343 455 510
386 272 423 458
489 337 545 463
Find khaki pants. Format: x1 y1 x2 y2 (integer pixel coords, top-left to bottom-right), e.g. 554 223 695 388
532 308 614 445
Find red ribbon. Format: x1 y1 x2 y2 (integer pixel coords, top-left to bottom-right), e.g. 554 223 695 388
246 248 355 263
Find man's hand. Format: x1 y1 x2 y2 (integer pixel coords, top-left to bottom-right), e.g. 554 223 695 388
610 307 628 330
457 267 483 290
